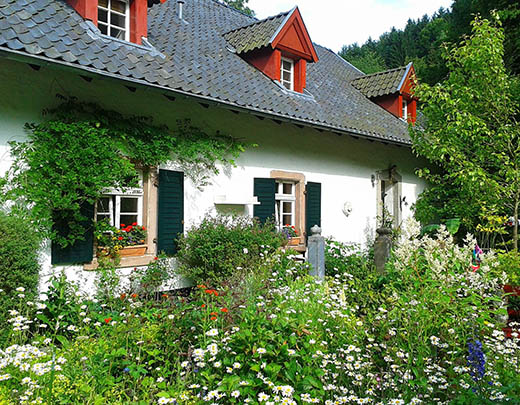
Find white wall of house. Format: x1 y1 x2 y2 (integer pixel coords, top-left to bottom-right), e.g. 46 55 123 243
0 58 427 294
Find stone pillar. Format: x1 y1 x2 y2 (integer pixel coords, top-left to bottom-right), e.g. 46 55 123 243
374 227 392 274
308 225 325 279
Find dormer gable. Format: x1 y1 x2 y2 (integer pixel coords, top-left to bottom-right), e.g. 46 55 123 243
224 7 318 94
352 62 418 124
66 0 148 45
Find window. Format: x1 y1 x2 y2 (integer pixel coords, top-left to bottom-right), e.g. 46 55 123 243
376 168 402 228
97 0 129 41
96 172 143 228
275 181 296 229
401 99 408 121
280 58 294 91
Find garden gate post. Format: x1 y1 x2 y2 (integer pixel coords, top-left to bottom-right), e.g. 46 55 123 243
308 225 325 279
374 227 392 274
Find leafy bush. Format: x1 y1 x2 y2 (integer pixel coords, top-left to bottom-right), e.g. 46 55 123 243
0 222 519 404
176 215 284 284
496 251 520 285
0 211 41 337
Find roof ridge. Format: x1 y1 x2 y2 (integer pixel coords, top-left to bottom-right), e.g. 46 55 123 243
223 8 291 35
352 65 408 80
208 0 258 21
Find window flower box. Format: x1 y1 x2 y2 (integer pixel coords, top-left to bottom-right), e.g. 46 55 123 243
119 245 147 257
287 236 302 246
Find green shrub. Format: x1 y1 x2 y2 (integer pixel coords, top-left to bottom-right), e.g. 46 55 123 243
0 211 41 336
496 251 520 285
176 215 284 284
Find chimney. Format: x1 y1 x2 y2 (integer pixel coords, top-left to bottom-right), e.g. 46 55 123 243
177 0 185 20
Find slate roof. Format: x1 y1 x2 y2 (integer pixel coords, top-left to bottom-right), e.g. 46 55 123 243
0 0 411 145
351 64 411 98
223 9 290 54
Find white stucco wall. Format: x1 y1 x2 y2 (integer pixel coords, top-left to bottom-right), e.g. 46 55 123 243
0 58 427 294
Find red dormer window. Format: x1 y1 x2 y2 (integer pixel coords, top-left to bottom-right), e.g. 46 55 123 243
224 7 318 94
351 62 418 124
67 0 147 45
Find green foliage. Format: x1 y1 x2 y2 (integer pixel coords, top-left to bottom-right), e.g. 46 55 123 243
421 217 461 236
340 0 519 85
496 251 520 285
2 98 247 247
0 211 41 338
221 0 255 17
176 215 284 284
411 14 520 250
340 9 450 84
1 229 519 404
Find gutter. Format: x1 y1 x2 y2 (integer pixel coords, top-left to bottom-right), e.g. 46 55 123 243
0 48 411 147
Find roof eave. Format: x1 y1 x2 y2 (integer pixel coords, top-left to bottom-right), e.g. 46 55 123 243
0 48 411 147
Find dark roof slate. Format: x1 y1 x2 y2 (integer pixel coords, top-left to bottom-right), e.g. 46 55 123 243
0 0 411 144
223 10 290 54
351 64 410 98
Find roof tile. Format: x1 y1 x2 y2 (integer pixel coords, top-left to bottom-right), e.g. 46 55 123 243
0 0 411 144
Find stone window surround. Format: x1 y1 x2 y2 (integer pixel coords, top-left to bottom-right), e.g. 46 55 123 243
84 168 159 270
376 167 402 228
270 170 306 251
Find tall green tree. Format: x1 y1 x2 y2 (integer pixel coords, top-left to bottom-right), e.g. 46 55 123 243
221 0 255 17
411 14 520 250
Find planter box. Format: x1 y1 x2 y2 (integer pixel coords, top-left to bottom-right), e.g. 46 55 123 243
287 237 301 246
119 245 147 257
98 245 147 258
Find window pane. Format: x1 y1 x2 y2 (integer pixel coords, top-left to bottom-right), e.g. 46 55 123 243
282 82 291 90
283 183 293 195
283 71 291 82
98 197 111 213
120 197 138 213
120 214 138 226
283 202 292 214
98 8 108 23
283 215 292 226
111 0 127 13
96 213 110 223
282 60 292 70
98 23 108 35
111 12 126 28
110 27 125 39
98 0 108 8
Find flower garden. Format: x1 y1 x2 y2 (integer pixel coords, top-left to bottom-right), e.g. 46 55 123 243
1 218 520 404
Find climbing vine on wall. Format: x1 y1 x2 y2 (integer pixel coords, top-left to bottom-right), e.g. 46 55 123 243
2 96 247 247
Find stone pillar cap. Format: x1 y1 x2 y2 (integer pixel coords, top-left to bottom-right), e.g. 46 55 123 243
311 225 322 235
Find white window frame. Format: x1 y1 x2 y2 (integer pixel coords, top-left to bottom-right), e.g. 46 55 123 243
97 171 144 228
280 57 294 91
401 99 408 121
97 0 130 42
275 181 296 230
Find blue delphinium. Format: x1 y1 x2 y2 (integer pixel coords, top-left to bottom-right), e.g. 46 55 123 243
467 339 486 382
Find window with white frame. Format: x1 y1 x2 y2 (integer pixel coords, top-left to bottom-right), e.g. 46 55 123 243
275 181 296 228
96 172 143 228
401 99 408 121
97 0 129 41
280 58 294 91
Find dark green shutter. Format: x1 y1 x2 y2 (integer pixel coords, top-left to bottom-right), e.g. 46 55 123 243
305 182 321 239
253 178 276 224
51 203 94 265
158 169 184 255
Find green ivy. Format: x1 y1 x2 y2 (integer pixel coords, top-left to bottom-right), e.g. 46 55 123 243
2 97 247 247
